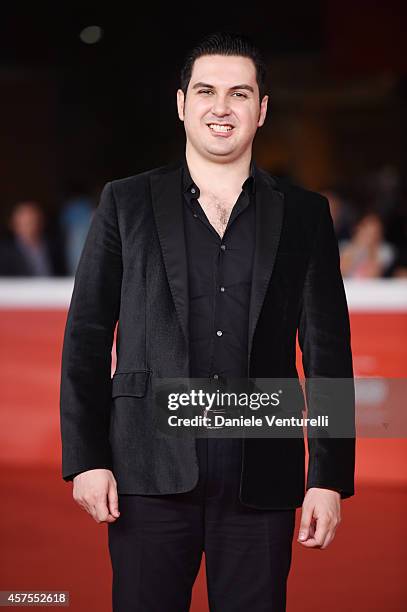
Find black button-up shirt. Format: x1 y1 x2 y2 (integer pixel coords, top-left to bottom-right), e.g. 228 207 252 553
182 157 256 381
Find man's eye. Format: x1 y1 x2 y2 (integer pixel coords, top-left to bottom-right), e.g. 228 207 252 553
198 89 213 95
232 92 248 98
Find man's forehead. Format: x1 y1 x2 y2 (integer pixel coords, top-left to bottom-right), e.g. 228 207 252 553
191 55 257 84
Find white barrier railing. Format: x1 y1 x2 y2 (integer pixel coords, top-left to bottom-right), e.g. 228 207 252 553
0 278 406 310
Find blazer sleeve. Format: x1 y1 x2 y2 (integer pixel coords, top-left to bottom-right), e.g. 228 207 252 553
298 197 356 499
59 182 123 481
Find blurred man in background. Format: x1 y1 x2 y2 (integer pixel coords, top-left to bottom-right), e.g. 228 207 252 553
0 200 66 276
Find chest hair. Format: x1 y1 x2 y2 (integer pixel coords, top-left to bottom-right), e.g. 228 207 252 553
198 192 238 239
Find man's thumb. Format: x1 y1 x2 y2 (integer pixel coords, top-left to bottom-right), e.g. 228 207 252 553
298 507 312 541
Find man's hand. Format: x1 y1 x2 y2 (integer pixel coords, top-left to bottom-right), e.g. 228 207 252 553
72 469 120 524
297 487 341 549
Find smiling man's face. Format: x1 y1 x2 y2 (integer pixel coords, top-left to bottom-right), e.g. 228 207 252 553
177 54 268 163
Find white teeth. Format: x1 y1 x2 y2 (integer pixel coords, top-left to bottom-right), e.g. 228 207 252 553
208 124 233 132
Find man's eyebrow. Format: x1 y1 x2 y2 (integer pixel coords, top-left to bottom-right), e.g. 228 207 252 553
229 84 254 93
191 82 254 93
191 82 215 90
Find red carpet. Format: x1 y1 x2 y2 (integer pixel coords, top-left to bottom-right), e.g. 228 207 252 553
0 309 406 610
1 467 405 611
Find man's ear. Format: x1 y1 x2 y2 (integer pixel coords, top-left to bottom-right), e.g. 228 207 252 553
257 94 269 127
177 89 185 121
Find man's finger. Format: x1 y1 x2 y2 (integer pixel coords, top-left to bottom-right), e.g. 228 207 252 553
308 519 316 538
301 517 330 548
320 529 336 549
108 482 120 518
298 504 314 541
93 497 115 523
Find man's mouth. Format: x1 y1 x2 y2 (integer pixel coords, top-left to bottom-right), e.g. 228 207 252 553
207 123 234 133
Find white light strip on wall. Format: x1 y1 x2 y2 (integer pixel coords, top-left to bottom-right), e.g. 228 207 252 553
343 279 407 311
0 278 74 308
0 278 406 310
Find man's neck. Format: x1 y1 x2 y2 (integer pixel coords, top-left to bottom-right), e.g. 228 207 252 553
185 145 252 196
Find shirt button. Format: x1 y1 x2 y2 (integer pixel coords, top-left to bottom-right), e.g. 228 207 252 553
193 213 198 218
220 244 226 251
191 187 196 194
216 330 223 337
213 374 219 379
220 286 225 292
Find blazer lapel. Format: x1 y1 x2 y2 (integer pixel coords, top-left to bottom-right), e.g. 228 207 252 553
149 161 285 363
150 163 189 345
248 167 285 362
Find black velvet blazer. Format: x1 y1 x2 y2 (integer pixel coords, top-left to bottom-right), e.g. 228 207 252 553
59 159 355 509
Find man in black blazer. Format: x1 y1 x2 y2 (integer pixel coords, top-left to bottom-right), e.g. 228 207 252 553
60 32 355 612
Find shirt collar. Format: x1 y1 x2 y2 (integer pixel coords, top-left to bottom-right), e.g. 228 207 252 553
182 154 256 197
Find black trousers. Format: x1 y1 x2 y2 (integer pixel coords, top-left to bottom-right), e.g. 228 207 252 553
108 437 296 611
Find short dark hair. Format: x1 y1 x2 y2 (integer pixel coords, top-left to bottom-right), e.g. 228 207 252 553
180 31 268 100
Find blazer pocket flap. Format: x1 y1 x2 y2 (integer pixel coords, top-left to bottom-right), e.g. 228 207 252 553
111 371 150 398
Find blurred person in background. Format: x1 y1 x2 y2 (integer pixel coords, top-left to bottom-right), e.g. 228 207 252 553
363 164 402 219
388 248 407 277
59 182 95 276
385 201 407 277
0 200 66 276
321 188 355 242
339 211 396 278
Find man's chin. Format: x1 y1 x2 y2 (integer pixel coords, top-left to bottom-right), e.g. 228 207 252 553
203 143 237 159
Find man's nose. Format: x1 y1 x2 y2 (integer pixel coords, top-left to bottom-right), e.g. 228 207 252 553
211 95 231 116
